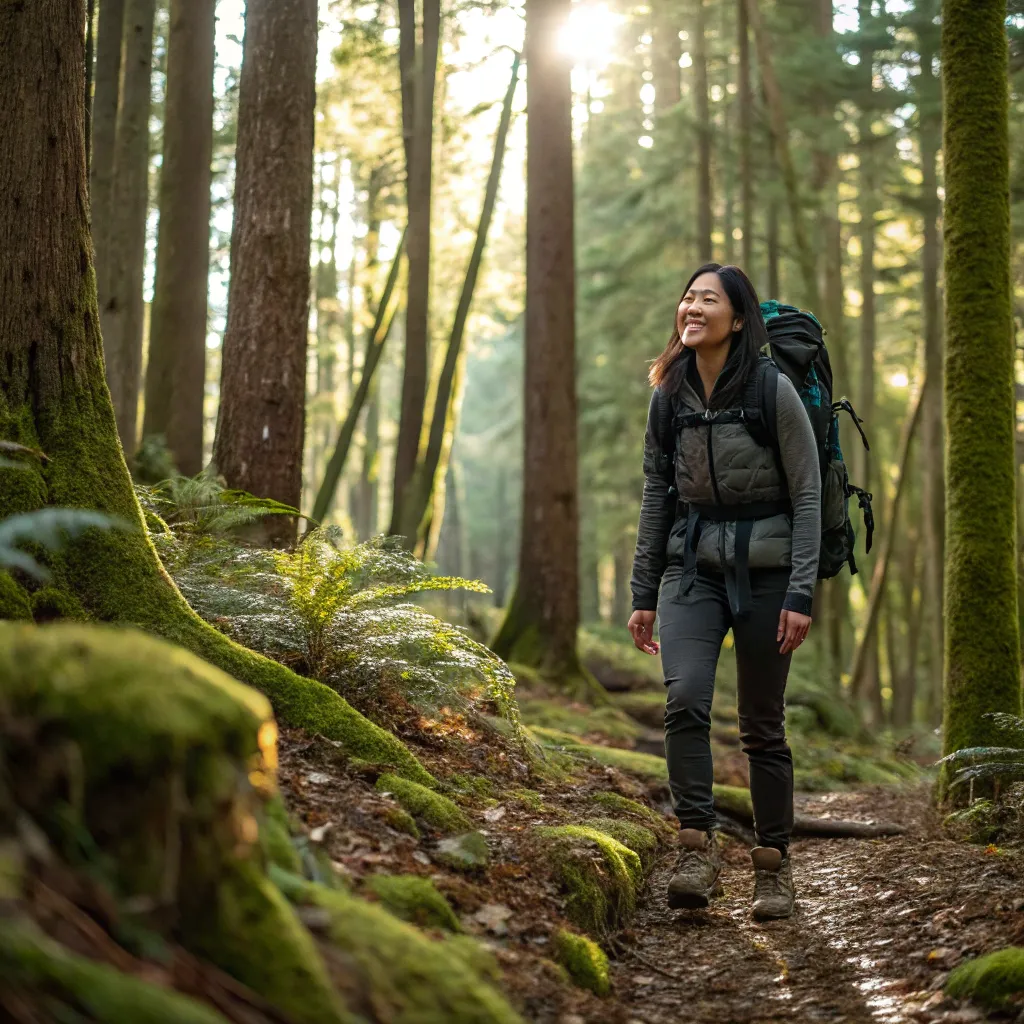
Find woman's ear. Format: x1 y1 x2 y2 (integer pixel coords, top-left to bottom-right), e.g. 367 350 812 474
733 317 744 332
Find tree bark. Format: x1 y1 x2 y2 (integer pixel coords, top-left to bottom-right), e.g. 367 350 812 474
653 0 681 116
746 0 820 309
213 0 318 546
738 0 753 272
85 0 97 173
940 0 1021 791
89 0 125 296
142 0 216 476
395 52 521 548
694 0 712 263
491 0 593 697
766 198 780 298
916 1 945 719
101 0 155 455
0 0 427 783
891 516 921 729
390 0 441 542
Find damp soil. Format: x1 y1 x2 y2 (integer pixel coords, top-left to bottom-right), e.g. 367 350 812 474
613 786 1024 1024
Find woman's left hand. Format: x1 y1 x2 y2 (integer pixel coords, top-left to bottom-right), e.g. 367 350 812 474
777 610 811 655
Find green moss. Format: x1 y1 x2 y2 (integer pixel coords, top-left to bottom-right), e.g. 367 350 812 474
435 832 490 871
384 806 421 837
0 571 32 621
443 935 503 985
283 879 523 1023
529 729 668 782
262 795 302 874
712 785 753 818
552 929 610 997
591 791 671 831
29 586 86 622
364 874 461 932
511 788 546 811
941 0 1021 798
947 948 1024 1008
582 819 660 867
534 825 643 935
0 918 230 1023
446 773 498 801
518 697 641 743
377 773 471 833
944 800 1000 844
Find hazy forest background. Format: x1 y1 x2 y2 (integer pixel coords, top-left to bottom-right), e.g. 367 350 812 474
5 0 1024 1019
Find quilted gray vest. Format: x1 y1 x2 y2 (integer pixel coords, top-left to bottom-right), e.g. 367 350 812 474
665 371 794 610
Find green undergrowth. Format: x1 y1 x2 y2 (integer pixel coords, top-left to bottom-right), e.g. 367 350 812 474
578 625 664 691
582 818 659 867
534 825 644 936
947 948 1024 1008
275 873 522 1023
517 695 641 743
364 874 461 932
376 773 472 833
591 791 674 834
552 929 610 997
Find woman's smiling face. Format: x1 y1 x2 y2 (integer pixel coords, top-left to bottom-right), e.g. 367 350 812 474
677 271 741 351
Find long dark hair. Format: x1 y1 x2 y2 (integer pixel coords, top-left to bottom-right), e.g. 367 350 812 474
649 263 769 410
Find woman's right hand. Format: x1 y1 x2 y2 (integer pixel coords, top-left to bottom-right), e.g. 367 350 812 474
627 610 659 656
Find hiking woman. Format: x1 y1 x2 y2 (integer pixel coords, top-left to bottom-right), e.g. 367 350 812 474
626 264 820 920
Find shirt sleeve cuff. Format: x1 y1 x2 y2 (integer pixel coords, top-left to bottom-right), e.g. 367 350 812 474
782 591 813 616
631 594 659 612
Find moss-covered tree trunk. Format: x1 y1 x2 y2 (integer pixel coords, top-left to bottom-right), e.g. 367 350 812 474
491 0 597 700
213 0 317 546
940 0 1021 788
0 0 428 787
142 0 216 476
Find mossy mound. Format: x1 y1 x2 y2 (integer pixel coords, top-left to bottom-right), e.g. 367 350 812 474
528 727 668 782
364 874 461 932
376 773 471 833
578 626 664 691
534 825 643 935
0 918 231 1024
610 690 665 730
29 585 86 622
261 794 303 874
0 570 32 621
582 818 659 868
944 799 1001 844
552 929 610 997
0 622 348 1024
785 674 863 739
517 696 641 743
591 791 673 834
946 947 1024 1008
384 806 421 837
443 934 504 984
280 877 523 1023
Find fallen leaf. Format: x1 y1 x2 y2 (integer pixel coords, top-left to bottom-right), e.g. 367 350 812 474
474 903 514 936
484 805 507 823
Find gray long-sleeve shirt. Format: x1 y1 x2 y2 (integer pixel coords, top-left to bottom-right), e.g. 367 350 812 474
629 373 821 616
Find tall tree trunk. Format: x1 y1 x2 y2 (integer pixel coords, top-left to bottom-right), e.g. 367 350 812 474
653 0 682 116
917 2 945 719
101 0 155 455
892 518 921 729
0 0 427 836
494 466 510 608
85 0 97 172
89 0 125 290
142 0 216 476
738 0 753 272
746 0 820 309
940 0 1021 790
390 0 440 542
396 52 521 547
766 198 780 298
612 535 631 627
491 0 594 698
694 0 712 262
213 0 317 546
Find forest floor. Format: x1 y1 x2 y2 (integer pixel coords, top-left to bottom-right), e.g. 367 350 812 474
614 785 1024 1024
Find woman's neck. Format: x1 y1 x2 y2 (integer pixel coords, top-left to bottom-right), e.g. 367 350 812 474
694 344 731 405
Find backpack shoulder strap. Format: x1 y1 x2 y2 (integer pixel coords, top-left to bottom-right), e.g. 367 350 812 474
743 357 780 450
654 386 677 479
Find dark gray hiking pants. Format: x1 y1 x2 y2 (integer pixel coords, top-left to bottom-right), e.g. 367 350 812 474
658 566 794 851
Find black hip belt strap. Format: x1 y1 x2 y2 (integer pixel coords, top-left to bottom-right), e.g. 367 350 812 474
680 499 791 617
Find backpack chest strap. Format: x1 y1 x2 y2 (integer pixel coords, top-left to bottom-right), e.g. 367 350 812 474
674 408 748 430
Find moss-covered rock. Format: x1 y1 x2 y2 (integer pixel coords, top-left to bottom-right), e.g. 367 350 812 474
282 878 523 1023
435 831 490 872
944 799 1001 844
591 791 673 833
377 773 471 833
29 585 86 622
364 874 461 931
517 696 641 743
0 918 231 1023
0 623 348 1024
528 728 668 782
552 929 610 997
534 825 643 935
443 935 503 985
0 570 32 621
383 806 421 837
946 947 1024 1008
583 818 659 868
261 794 302 875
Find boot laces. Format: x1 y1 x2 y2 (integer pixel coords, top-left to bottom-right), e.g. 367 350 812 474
754 867 783 902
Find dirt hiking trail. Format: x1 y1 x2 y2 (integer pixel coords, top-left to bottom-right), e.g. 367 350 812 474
610 786 1024 1024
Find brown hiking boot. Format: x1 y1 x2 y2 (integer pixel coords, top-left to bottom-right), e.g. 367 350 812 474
750 846 795 920
667 828 722 910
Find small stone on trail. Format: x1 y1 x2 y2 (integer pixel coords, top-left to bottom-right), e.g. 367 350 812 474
305 772 332 786
484 805 507 823
634 974 655 985
473 903 514 936
309 822 333 843
435 831 490 871
412 850 431 866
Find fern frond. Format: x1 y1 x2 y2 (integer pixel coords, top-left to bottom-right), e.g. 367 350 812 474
950 763 1024 788
937 747 1024 767
983 713 1024 740
0 509 129 580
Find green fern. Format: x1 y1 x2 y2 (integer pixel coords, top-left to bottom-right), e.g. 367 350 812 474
939 714 1024 789
159 528 524 743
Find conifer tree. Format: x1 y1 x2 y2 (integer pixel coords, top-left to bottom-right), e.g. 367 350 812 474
940 0 1021 782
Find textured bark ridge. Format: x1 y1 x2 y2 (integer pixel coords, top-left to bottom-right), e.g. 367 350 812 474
940 0 1021 788
143 0 217 476
0 0 428 787
491 0 596 700
213 0 318 545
